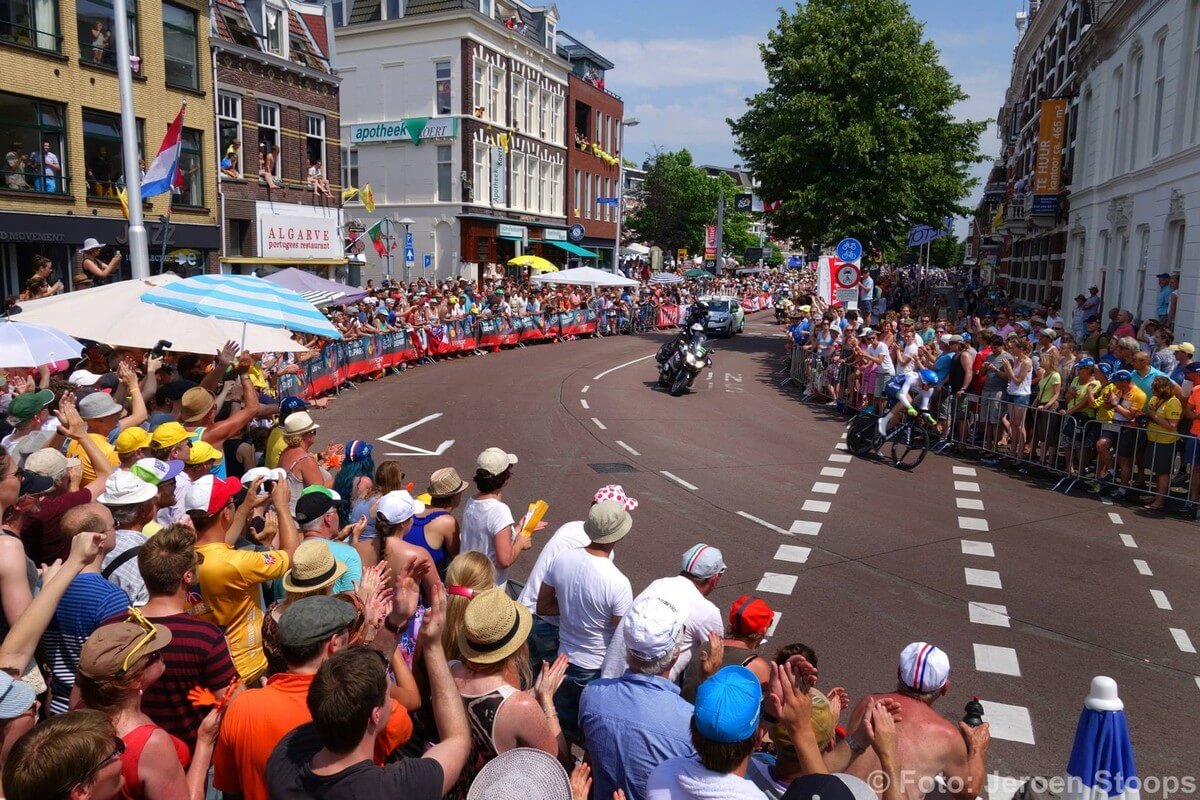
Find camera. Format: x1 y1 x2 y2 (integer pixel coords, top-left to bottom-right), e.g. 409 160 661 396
151 339 172 357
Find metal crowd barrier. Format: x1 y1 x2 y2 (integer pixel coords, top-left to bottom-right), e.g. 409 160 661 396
785 348 864 413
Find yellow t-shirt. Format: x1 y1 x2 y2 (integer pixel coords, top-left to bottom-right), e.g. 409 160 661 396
194 542 290 682
1111 385 1148 425
265 426 286 469
66 433 121 484
1146 395 1182 444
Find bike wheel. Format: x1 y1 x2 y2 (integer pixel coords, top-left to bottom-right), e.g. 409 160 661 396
846 413 881 457
890 424 929 470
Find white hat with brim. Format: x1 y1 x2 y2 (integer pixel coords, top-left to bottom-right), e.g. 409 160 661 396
79 237 105 252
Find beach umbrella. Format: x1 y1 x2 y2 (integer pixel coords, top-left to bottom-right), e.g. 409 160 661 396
141 274 341 339
649 272 683 285
1063 676 1138 800
0 319 84 367
508 255 558 273
262 267 368 307
684 268 711 279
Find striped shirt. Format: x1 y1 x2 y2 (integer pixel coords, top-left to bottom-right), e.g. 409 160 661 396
42 573 130 714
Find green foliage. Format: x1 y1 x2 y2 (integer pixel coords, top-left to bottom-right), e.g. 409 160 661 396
729 0 987 251
929 234 965 267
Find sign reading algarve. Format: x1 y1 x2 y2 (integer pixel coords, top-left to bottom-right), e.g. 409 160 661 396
349 117 458 145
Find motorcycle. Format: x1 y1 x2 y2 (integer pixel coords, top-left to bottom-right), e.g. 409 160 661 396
658 323 712 396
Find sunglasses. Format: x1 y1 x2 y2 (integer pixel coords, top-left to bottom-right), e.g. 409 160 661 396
61 737 125 794
117 607 159 677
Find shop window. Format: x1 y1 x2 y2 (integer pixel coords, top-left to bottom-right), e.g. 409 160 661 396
77 0 137 67
163 3 197 89
175 128 203 206
217 92 242 174
0 0 61 53
0 91 67 194
83 109 142 197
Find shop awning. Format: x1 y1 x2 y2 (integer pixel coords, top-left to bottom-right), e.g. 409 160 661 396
219 257 349 266
546 241 599 258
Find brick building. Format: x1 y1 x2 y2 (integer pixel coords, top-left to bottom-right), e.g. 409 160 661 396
0 0 218 293
212 0 344 278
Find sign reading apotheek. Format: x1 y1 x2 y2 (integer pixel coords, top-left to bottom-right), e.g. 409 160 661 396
490 147 507 206
349 117 458 145
259 214 341 259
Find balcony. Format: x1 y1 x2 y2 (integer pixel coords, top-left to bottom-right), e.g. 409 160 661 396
998 201 1029 234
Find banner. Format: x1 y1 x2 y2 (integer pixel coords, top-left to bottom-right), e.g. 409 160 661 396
704 225 717 259
1034 99 1067 197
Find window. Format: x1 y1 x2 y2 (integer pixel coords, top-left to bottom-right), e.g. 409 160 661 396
489 65 505 124
512 151 525 209
0 92 67 193
526 82 538 135
175 128 203 206
257 101 280 179
305 114 325 175
1167 220 1186 273
1192 10 1200 144
341 146 358 194
573 168 580 216
82 110 140 197
264 4 284 57
472 140 489 204
479 0 492 18
436 144 452 202
551 163 561 215
527 157 538 212
582 170 590 218
332 0 344 26
540 158 550 214
217 92 242 173
289 32 324 70
1135 226 1150 319
594 174 601 220
473 62 486 118
163 3 197 89
0 0 60 53
511 77 524 130
221 9 257 48
1110 67 1123 176
384 0 403 19
544 20 555 51
1115 230 1128 310
1127 52 1142 170
435 60 452 116
553 95 563 145
1152 34 1167 156
77 0 137 66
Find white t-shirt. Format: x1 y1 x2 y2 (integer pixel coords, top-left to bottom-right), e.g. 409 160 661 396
517 520 590 620
543 547 632 670
600 575 722 681
868 342 894 374
646 756 767 800
460 496 517 586
899 340 920 374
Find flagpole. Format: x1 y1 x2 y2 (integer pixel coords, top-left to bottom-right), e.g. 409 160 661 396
158 192 174 275
112 0 148 279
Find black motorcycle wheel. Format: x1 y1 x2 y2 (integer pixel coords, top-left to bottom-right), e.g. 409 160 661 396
658 371 669 387
669 370 690 396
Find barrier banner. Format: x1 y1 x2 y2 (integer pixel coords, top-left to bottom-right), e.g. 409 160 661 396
656 305 681 328
453 319 478 351
477 318 505 349
514 314 548 342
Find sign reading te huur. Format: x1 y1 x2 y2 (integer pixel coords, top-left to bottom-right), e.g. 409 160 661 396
348 117 458 145
259 214 342 259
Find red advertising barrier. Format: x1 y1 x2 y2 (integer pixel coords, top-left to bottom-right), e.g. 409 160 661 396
656 305 681 328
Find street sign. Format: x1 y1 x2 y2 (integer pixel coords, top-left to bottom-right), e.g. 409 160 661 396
677 248 688 260
423 254 432 269
836 237 863 263
404 231 415 266
835 262 860 289
734 193 754 212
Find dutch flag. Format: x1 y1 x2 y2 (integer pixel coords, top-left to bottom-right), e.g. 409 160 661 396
141 105 185 199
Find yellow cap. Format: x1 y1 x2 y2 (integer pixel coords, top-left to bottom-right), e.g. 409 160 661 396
114 426 152 455
186 440 224 465
150 422 191 449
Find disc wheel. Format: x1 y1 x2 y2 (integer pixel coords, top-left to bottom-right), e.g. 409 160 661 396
846 413 881 457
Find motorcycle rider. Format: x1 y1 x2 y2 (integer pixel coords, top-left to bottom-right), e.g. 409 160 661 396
658 300 710 364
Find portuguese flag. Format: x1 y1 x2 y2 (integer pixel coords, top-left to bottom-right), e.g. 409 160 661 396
367 221 387 258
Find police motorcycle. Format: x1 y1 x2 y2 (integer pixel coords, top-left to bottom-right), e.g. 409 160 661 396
656 301 713 396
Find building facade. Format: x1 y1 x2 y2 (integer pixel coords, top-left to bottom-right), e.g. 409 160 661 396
335 0 572 283
0 0 218 295
1065 0 1200 339
212 0 344 279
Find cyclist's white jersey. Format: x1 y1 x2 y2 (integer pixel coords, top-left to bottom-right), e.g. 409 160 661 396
887 372 934 411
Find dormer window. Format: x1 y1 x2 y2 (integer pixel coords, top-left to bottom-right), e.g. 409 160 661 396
264 3 285 57
545 20 556 50
480 0 493 19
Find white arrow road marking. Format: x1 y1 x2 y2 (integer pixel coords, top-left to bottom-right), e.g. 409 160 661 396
377 413 455 457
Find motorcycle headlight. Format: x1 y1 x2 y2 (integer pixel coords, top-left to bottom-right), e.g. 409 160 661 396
685 353 703 368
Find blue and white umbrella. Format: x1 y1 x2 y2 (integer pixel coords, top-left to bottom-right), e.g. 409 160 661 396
649 272 683 285
140 274 341 339
1064 676 1139 800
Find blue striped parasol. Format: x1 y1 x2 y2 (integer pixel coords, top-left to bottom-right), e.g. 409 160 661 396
140 274 341 340
1063 676 1139 800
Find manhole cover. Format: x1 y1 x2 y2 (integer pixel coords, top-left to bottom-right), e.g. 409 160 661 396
588 462 638 474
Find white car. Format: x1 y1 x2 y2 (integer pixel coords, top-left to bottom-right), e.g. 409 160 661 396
701 296 745 337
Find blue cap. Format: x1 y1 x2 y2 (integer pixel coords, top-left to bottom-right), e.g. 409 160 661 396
1185 363 1200 374
1098 363 1113 377
1113 370 1133 382
280 396 308 417
0 671 35 719
1077 357 1096 368
961 332 972 342
694 665 762 743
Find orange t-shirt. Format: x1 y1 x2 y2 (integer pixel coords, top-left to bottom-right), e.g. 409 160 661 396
1189 385 1200 437
213 671 412 800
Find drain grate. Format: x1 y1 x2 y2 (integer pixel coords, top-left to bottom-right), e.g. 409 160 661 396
588 462 639 474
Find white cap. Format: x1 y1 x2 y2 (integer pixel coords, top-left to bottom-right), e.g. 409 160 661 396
477 447 518 477
68 369 103 387
242 466 287 485
1083 675 1124 712
624 595 685 662
97 471 158 506
376 490 425 524
898 642 950 693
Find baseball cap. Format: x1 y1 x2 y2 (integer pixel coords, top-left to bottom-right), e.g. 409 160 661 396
1112 369 1133 382
8 389 54 422
938 334 952 345
1098 362 1114 378
186 440 223 466
78 392 123 420
477 446 518 477
782 774 878 800
300 485 340 501
376 490 424 524
728 594 774 637
623 595 685 662
24 448 69 480
18 471 54 497
898 641 950 694
160 379 198 403
1185 363 1200 375
1040 327 1056 338
860 327 876 337
0 671 35 720
68 368 103 387
279 396 308 419
150 422 191 449
97 471 158 506
1156 272 1171 279
78 620 172 679
180 388 215 423
114 426 152 455
1171 342 1196 355
1085 314 1101 324
694 665 762 743
242 466 287 486
278 595 356 647
583 500 632 545
593 484 638 510
682 544 726 579
183 474 243 514
130 458 184 485
295 490 337 525
1077 357 1096 368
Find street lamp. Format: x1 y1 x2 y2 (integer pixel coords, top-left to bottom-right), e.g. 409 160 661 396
398 217 416 285
612 118 639 274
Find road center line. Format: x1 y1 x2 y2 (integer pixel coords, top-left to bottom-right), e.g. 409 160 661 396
1170 628 1196 654
581 384 590 393
660 471 699 491
1108 512 1123 525
954 481 981 492
590 417 607 430
736 511 790 535
592 353 656 381
961 540 995 557
1150 590 1173 610
614 440 641 456
965 568 1003 589
828 453 853 463
1119 533 1138 548
757 572 798 594
820 467 846 478
580 399 589 409
812 482 840 494
802 500 831 513
956 497 985 510
1133 559 1153 576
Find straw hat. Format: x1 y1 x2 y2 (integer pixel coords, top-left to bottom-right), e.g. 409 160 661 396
282 539 347 593
465 748 571 800
427 467 468 498
283 411 320 436
458 588 532 665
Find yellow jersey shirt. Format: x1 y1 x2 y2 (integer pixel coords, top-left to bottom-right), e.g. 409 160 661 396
66 433 121 483
193 542 290 682
1146 395 1182 444
264 426 286 469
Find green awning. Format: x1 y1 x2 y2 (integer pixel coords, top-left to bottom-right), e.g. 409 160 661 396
547 241 599 258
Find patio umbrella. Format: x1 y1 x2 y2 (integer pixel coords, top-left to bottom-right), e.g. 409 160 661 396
1062 676 1138 800
649 272 683 285
14 276 308 354
0 319 84 368
531 266 639 289
262 267 368 307
508 255 559 273
684 268 712 279
299 289 348 308
141 274 342 340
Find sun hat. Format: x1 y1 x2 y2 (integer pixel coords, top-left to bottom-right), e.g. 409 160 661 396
79 237 105 252
465 748 571 800
344 440 373 463
376 490 424 524
150 422 191 449
68 368 104 387
114 427 152 455
283 411 319 436
458 588 533 665
583 500 632 545
295 490 338 525
729 594 775 637
78 620 172 679
1171 342 1196 355
278 595 356 647
898 641 950 694
781 774 878 800
624 595 685 662
428 467 468 498
241 466 286 486
130 457 184 485
593 484 638 511
682 543 726 579
0 671 36 720
97 471 157 506
77 392 123 420
8 389 54 423
186 440 223 466
24 448 69 480
477 446 518 477
183 474 242 514
694 665 762 743
180 388 216 423
282 540 347 593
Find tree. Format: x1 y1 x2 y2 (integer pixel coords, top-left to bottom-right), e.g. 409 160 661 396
729 0 987 251
929 234 965 268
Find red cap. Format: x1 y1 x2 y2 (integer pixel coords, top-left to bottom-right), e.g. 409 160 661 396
729 594 774 636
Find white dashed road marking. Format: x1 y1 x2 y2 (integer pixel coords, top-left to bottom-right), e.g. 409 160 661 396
580 399 589 409
958 516 990 532
961 540 995 557
1170 628 1196 654
1108 512 1123 525
757 572 799 594
965 568 1003 589
736 511 789 535
581 384 589 393
953 466 977 476
615 440 641 457
979 700 1035 744
766 611 782 636
788 520 822 536
1151 590 1173 610
812 482 839 494
820 467 846 478
956 497 985 510
1133 559 1153 576
955 481 981 492
660 471 698 491
774 544 812 564
968 602 1011 628
590 417 607 430
802 500 831 513
835 442 848 450
828 453 853 463
1119 534 1138 548
974 644 1022 676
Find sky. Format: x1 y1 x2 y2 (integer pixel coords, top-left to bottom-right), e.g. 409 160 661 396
560 0 1029 238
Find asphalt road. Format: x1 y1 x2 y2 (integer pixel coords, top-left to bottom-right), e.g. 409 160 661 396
312 313 1199 797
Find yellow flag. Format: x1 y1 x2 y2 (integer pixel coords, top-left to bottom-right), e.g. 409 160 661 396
116 186 129 219
342 186 359 202
498 133 510 151
361 183 375 213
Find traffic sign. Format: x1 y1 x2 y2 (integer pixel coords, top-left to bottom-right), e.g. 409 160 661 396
835 262 860 289
423 254 432 269
404 231 415 266
836 237 862 263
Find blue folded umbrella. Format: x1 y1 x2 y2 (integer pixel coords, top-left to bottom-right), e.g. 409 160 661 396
1064 676 1138 800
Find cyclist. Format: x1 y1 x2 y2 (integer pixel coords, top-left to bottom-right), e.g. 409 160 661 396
878 368 940 438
